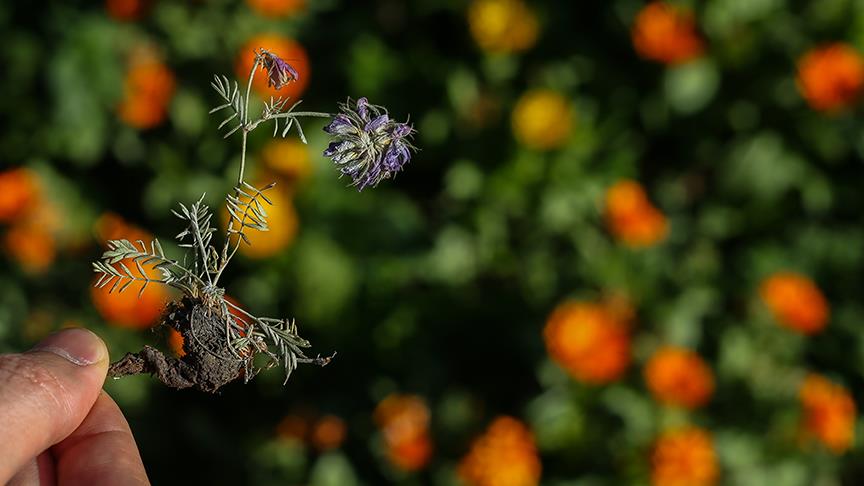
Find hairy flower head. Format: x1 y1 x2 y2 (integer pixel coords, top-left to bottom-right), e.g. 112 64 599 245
323 97 416 191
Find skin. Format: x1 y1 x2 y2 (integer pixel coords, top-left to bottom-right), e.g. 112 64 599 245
0 328 149 485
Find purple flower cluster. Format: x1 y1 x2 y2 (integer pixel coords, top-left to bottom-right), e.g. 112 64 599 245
323 98 416 191
256 49 298 90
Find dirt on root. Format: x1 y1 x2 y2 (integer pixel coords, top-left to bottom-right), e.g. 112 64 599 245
108 297 245 393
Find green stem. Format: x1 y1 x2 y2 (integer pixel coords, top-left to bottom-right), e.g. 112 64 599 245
238 58 260 185
270 111 332 119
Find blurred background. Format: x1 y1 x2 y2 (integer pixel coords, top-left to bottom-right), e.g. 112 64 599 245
2 0 864 484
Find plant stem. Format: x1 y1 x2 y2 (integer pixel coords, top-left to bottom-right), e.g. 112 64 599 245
270 111 332 119
238 58 260 185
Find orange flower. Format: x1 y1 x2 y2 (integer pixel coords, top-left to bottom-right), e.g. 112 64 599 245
651 426 718 486
759 272 828 335
246 0 305 17
543 301 631 384
168 328 185 357
374 394 433 471
644 346 714 409
797 43 864 112
261 139 313 184
458 416 541 486
311 415 347 451
118 56 176 129
632 2 703 65
799 374 856 453
235 34 309 101
467 0 539 54
604 180 668 248
277 414 310 442
0 168 39 223
4 222 56 274
106 0 148 20
511 90 574 150
90 213 171 329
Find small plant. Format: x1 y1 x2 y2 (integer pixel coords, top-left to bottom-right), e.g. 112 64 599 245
96 49 416 392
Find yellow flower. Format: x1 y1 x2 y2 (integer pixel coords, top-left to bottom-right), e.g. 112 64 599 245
468 0 538 54
511 90 573 150
229 185 298 259
261 139 313 184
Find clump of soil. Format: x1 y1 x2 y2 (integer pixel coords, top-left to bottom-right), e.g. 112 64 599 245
109 297 245 393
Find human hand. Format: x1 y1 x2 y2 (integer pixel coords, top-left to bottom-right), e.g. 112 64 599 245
0 328 149 485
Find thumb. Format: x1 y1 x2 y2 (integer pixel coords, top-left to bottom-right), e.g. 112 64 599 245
0 328 109 483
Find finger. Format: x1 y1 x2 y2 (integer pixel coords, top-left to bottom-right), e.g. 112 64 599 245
7 452 55 486
0 328 108 483
53 392 149 486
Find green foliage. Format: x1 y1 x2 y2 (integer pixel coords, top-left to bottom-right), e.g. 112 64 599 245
2 0 864 484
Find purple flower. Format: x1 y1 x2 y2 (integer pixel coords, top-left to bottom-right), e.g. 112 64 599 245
255 49 298 90
322 97 417 191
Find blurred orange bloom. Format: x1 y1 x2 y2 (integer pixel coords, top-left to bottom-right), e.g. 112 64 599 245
0 167 39 223
374 394 433 471
261 139 314 184
311 414 347 451
246 0 305 17
1 169 64 274
168 328 185 357
236 34 309 101
759 272 828 335
118 56 176 129
458 416 541 486
222 184 298 259
4 222 56 274
511 90 574 150
91 213 171 329
467 0 538 54
799 374 856 453
797 43 864 112
644 346 714 409
277 413 310 442
651 426 718 486
604 180 668 248
632 2 703 65
544 301 631 384
106 0 148 20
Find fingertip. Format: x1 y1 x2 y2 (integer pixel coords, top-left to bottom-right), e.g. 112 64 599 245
0 329 109 482
53 392 149 485
31 327 109 368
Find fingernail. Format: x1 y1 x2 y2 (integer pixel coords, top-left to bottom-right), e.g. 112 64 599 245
31 328 107 366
